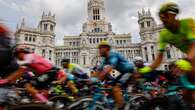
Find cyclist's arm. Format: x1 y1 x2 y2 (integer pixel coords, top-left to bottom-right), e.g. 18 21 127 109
187 42 195 61
149 52 164 69
55 70 67 84
99 57 118 80
5 67 26 83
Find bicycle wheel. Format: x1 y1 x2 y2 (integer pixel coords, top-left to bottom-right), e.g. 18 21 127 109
8 103 57 110
127 95 149 110
49 95 74 110
68 96 106 110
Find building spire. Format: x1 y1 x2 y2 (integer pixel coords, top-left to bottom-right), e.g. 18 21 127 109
21 18 25 28
48 11 51 16
42 11 45 18
16 23 19 30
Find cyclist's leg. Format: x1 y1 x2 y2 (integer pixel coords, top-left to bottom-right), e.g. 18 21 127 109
67 80 79 94
25 81 48 102
183 89 195 109
112 84 125 109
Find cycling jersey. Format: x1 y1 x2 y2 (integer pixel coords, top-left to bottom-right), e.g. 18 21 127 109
65 63 89 79
158 18 195 53
99 51 134 74
17 53 53 74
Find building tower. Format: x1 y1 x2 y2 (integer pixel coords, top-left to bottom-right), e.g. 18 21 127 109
138 9 157 63
38 11 56 63
82 0 112 34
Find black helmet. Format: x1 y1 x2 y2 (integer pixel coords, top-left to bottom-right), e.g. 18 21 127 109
61 58 70 64
0 24 13 66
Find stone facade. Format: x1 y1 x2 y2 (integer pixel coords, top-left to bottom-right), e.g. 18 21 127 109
15 12 56 63
15 0 185 70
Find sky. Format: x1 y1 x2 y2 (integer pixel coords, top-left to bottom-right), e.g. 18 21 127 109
0 0 195 45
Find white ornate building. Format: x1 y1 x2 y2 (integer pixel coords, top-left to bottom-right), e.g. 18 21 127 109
15 0 185 70
15 12 56 63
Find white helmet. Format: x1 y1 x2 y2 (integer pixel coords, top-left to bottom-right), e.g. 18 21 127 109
133 56 143 62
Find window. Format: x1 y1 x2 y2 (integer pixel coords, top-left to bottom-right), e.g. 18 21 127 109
147 21 150 27
100 38 103 42
166 48 171 59
116 40 119 44
29 37 32 42
50 25 54 31
97 38 99 43
44 24 47 31
151 46 155 60
94 28 100 33
89 38 92 44
120 40 122 44
33 37 36 42
145 47 148 62
42 49 45 57
93 38 95 44
83 55 86 65
93 8 100 20
141 23 144 28
25 36 28 41
123 40 126 44
49 50 52 60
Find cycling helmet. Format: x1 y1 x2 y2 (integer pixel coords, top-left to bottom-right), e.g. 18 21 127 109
159 2 179 15
133 56 143 63
61 58 70 64
98 40 111 48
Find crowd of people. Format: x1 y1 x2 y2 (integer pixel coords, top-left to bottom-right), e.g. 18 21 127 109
0 2 195 110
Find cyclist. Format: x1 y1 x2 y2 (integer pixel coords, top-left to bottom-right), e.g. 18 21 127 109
94 40 134 110
139 2 195 81
61 59 89 96
13 47 67 103
0 24 25 84
61 58 89 80
138 2 195 107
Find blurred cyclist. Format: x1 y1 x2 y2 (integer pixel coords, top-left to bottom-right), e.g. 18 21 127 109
95 40 134 110
13 47 67 103
0 23 25 84
138 2 195 107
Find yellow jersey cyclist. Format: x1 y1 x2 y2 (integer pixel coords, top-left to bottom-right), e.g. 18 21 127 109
139 2 195 83
61 59 89 80
138 2 195 107
61 59 90 96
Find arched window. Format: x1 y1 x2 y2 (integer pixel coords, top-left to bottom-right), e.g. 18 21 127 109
29 37 32 42
144 47 148 62
166 48 171 59
42 49 45 57
50 25 54 31
33 37 36 42
151 46 155 60
93 8 100 20
44 24 47 31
